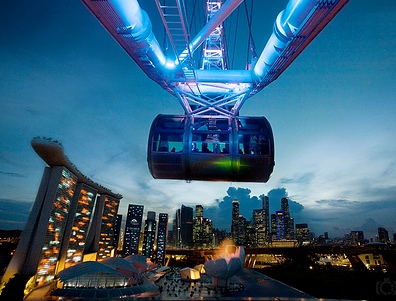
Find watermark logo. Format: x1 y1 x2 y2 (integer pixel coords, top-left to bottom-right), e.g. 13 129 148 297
376 278 396 296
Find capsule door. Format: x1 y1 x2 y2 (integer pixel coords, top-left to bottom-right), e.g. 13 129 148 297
187 117 234 181
234 116 275 182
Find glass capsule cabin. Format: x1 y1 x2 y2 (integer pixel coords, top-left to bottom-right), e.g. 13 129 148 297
147 114 275 182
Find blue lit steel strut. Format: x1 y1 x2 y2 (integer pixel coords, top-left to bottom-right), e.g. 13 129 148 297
81 0 350 118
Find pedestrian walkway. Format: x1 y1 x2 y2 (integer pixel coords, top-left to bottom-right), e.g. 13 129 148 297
151 268 315 300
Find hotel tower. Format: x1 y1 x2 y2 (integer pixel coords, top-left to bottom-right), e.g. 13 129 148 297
2 137 122 286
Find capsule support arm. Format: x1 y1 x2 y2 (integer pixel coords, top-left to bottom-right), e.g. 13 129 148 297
252 0 350 91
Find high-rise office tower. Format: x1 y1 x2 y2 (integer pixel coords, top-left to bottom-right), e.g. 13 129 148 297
270 213 277 240
96 195 122 261
231 200 240 243
156 213 168 265
350 230 364 245
201 218 213 248
296 223 310 243
253 209 264 246
123 204 144 256
262 195 270 242
236 214 246 246
180 205 193 248
251 195 270 246
193 205 204 247
193 205 213 248
2 137 122 287
174 208 181 248
281 197 294 239
196 204 203 219
378 227 389 243
113 214 123 250
245 221 256 247
275 210 285 240
170 217 177 247
142 211 157 260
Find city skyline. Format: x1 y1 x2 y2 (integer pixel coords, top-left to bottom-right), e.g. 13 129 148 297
1 1 396 240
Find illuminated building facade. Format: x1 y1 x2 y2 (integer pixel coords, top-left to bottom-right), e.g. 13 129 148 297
2 137 122 287
350 230 365 246
142 211 157 260
113 214 123 250
275 210 285 240
261 196 270 243
193 205 213 248
36 167 78 283
173 208 181 248
59 183 98 270
180 205 193 248
378 227 390 243
253 209 265 246
231 200 240 243
196 205 203 219
236 215 246 246
281 197 294 239
96 195 121 261
296 223 310 244
156 213 168 265
123 204 144 256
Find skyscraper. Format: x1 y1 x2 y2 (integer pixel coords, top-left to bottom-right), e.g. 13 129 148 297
142 211 157 260
201 218 213 248
2 137 122 288
262 195 270 242
250 195 270 247
253 209 264 246
275 210 285 240
196 204 203 219
58 183 98 270
156 213 168 265
378 227 389 243
173 208 181 248
193 205 213 248
231 200 240 243
296 223 310 244
180 205 193 248
236 215 246 246
281 197 294 239
96 195 121 261
112 214 123 250
123 204 144 256
270 213 277 240
193 205 204 247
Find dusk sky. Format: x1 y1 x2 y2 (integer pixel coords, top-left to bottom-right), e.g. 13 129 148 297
1 0 395 240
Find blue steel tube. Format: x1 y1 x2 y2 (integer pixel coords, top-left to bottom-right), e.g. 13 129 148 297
253 0 317 80
189 0 244 54
108 0 169 75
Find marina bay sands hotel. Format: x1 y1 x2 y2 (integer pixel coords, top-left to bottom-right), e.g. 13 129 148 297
2 137 122 286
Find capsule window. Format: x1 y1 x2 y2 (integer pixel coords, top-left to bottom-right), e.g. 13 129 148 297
152 133 183 152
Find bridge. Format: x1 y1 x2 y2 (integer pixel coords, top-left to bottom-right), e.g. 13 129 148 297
165 244 396 271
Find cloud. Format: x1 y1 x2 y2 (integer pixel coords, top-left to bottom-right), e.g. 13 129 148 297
204 187 306 231
315 199 359 208
357 218 383 234
205 187 262 230
279 172 315 185
0 199 32 230
267 188 304 215
0 170 25 178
